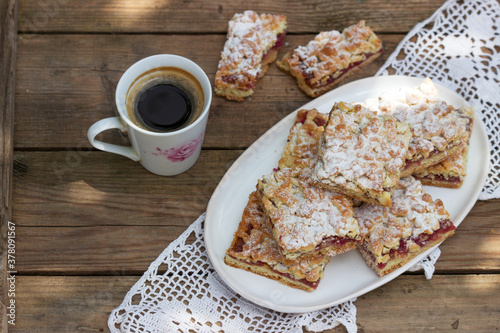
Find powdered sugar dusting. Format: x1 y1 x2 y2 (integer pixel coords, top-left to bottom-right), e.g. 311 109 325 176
217 11 286 80
312 102 412 194
259 170 360 253
283 21 382 86
365 78 473 160
355 176 451 258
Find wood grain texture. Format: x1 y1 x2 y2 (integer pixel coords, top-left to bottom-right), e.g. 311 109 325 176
13 150 242 227
18 0 445 34
15 34 402 149
11 151 500 274
10 0 500 332
11 275 500 332
0 0 17 330
13 212 500 275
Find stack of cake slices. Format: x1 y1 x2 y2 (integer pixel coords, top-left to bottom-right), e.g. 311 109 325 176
225 79 474 291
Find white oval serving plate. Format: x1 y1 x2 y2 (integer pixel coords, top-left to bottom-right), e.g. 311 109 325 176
205 75 490 313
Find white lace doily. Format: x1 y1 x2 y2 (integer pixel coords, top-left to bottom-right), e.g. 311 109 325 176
108 214 358 333
109 1 500 332
376 0 500 200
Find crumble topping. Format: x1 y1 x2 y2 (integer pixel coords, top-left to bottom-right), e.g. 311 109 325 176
354 176 452 263
226 191 328 282
311 102 412 201
278 109 328 177
364 78 473 162
280 20 382 88
259 169 360 254
215 10 286 89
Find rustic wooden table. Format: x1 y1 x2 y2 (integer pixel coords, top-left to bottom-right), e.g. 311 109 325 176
1 0 499 331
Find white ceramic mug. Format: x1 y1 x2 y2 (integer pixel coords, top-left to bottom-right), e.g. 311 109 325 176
87 54 212 176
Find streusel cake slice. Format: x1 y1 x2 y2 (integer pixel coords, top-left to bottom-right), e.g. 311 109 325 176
278 108 328 177
411 97 474 188
258 168 361 261
277 20 383 97
310 102 412 207
225 191 330 292
354 176 456 277
365 78 473 177
412 147 469 188
215 10 286 101
225 109 334 291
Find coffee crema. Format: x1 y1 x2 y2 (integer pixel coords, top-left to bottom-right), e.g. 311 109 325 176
126 67 204 132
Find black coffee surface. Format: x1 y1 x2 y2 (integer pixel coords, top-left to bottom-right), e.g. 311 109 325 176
136 84 192 131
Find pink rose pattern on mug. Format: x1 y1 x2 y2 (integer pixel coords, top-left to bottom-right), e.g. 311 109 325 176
152 131 205 162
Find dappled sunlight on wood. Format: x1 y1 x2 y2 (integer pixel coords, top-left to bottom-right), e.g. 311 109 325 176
108 0 169 26
9 0 500 331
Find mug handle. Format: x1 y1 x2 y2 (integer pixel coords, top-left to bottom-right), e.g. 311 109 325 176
87 117 140 161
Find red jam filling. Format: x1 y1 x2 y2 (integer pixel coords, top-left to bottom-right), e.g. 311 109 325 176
365 219 456 270
227 255 320 289
220 73 240 85
301 49 383 88
274 32 286 50
313 117 327 127
314 235 358 251
296 111 308 124
295 111 327 127
221 31 286 90
415 174 461 184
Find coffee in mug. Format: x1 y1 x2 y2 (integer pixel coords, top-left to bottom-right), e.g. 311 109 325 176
126 67 205 132
87 54 212 176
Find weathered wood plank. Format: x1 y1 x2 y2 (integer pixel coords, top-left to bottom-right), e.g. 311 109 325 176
11 275 500 332
17 0 445 34
15 34 403 149
13 150 242 227
0 0 18 330
16 225 186 274
11 150 500 274
13 214 500 275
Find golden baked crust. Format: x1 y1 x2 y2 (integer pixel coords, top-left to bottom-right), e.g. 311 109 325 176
215 10 287 101
412 102 474 188
224 191 329 292
310 102 412 207
413 147 469 188
277 20 383 97
354 176 456 277
258 168 361 261
278 109 328 177
365 78 473 177
224 110 332 291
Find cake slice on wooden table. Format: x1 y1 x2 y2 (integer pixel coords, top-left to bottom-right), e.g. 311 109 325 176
277 20 383 97
215 10 287 101
354 176 456 277
224 191 330 292
258 168 361 261
310 102 412 207
365 78 474 177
